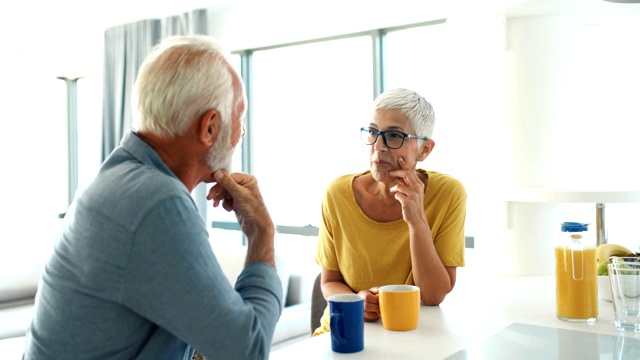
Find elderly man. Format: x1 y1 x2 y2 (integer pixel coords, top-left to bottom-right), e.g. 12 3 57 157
23 35 281 359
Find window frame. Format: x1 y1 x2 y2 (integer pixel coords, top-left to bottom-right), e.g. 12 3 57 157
211 19 465 242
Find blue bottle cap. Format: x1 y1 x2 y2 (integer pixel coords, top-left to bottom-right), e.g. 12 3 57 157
561 222 589 232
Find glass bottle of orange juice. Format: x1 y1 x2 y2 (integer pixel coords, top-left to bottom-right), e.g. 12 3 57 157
555 222 597 322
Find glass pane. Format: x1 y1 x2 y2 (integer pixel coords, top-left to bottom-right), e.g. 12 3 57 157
385 24 478 235
227 53 244 174
50 79 71 215
206 53 244 242
251 37 373 227
385 24 454 175
77 76 103 196
2 71 66 273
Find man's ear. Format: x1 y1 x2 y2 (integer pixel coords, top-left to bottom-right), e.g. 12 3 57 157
199 108 220 147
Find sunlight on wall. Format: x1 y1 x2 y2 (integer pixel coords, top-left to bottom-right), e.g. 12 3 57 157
0 62 67 230
250 37 372 226
0 65 102 252
480 13 640 276
3 0 639 277
506 14 640 190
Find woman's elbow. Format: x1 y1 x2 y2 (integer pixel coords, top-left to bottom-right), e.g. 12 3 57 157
421 294 445 306
420 287 452 305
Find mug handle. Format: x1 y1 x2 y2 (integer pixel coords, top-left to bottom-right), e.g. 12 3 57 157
330 310 346 345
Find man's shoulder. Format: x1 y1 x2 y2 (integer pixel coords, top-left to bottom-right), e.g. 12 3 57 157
81 154 190 223
100 158 182 196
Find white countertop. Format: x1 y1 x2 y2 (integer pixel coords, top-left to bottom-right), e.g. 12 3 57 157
269 268 640 359
501 188 640 203
4 268 638 359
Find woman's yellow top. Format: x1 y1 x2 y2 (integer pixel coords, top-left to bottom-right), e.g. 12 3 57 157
313 169 466 335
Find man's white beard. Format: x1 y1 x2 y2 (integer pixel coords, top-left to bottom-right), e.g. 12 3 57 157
206 128 235 173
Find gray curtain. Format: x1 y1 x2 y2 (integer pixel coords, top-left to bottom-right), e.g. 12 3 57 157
162 9 210 38
102 19 161 161
102 8 213 221
102 9 212 160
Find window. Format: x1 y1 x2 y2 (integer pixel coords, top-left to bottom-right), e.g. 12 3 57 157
214 21 501 242
385 22 507 235
385 24 453 173
227 23 479 238
207 53 245 243
250 36 373 227
51 75 104 218
385 22 478 236
76 76 103 199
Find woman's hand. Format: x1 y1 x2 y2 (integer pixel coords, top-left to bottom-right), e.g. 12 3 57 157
322 269 382 322
389 157 427 224
358 287 381 322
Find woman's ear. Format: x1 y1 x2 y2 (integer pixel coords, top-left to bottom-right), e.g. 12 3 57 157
418 139 435 161
199 108 220 147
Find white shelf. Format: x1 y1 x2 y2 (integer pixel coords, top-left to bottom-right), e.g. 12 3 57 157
502 189 640 203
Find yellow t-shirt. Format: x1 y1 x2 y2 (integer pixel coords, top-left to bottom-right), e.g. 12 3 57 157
313 169 466 335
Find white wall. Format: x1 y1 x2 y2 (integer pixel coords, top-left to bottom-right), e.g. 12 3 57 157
506 14 640 190
478 11 640 276
2 0 640 276
0 0 464 247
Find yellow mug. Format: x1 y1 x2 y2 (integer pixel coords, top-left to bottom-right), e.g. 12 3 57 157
378 284 420 331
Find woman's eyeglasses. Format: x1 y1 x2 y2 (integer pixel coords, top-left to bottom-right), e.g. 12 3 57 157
360 127 428 149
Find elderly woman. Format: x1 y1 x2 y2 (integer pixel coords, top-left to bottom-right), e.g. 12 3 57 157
313 88 466 335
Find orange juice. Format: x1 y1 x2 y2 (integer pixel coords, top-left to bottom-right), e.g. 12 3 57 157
555 245 598 321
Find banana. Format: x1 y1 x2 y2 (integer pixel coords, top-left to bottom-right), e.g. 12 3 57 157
596 243 633 265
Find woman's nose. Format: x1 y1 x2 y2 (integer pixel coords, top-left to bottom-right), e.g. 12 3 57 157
372 134 387 151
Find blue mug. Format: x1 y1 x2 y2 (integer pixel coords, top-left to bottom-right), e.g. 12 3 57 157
329 294 364 353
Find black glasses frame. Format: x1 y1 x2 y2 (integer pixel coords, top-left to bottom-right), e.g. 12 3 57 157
360 127 429 149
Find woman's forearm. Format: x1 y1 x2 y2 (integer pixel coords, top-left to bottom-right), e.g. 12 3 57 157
408 221 454 305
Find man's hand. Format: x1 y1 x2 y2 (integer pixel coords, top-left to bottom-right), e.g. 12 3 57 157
207 171 275 266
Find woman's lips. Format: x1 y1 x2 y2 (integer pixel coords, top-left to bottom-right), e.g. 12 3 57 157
373 159 391 167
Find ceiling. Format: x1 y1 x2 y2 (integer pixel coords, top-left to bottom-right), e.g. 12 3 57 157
1 0 239 76
3 0 638 76
6 0 640 41
6 0 233 38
